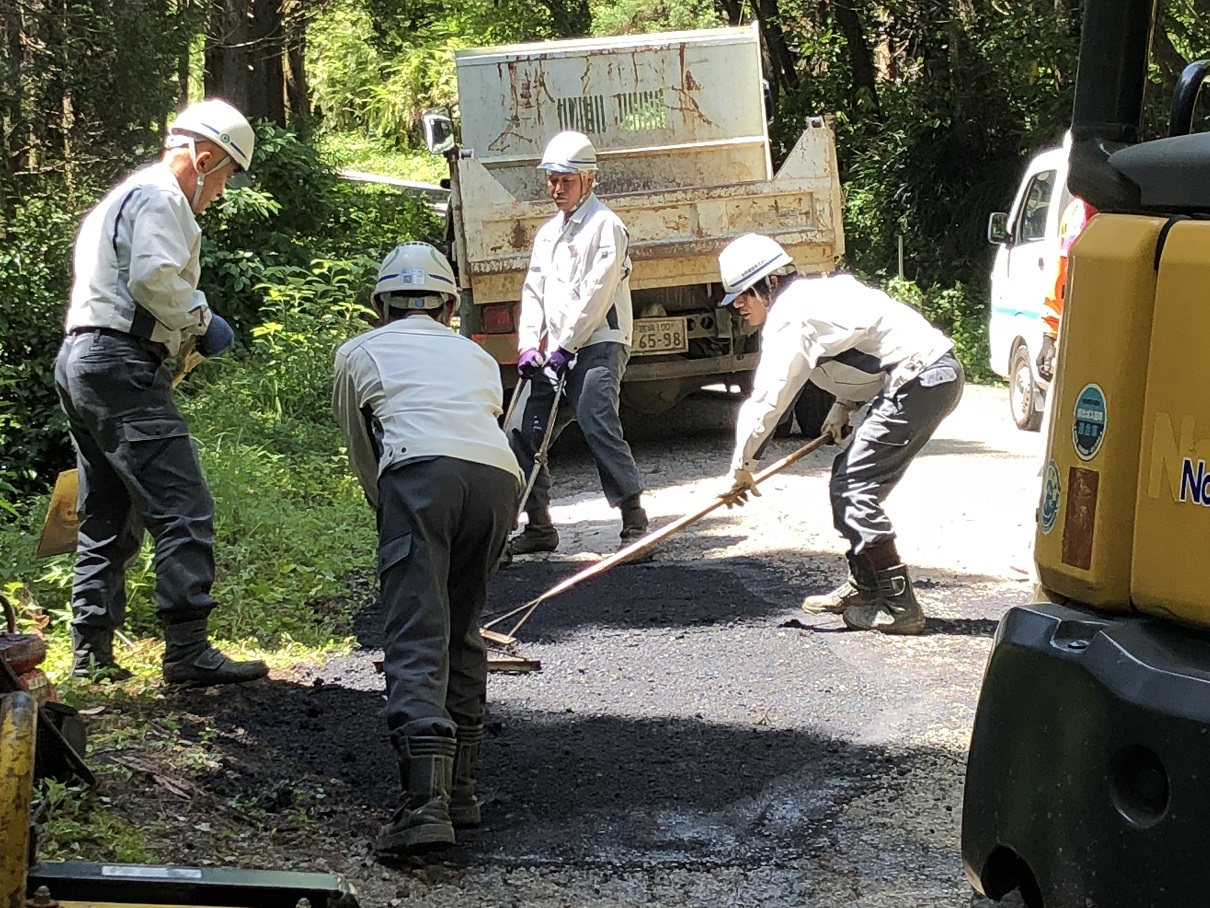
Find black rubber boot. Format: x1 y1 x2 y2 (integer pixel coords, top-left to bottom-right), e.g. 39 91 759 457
842 564 926 635
448 724 484 828
840 541 926 635
70 628 133 681
375 735 457 856
161 619 269 686
506 507 559 555
619 494 649 541
802 553 877 615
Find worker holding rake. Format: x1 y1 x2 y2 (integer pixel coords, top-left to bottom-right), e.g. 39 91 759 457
717 235 964 635
505 130 648 556
332 242 521 858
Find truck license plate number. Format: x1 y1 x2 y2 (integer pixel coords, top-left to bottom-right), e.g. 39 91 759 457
633 318 688 355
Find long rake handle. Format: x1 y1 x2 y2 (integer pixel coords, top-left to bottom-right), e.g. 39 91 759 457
483 432 835 637
516 373 566 513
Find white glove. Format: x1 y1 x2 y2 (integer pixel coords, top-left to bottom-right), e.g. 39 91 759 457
820 401 856 444
720 468 761 509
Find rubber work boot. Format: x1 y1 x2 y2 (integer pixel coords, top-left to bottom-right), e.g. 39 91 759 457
619 493 649 541
448 724 484 828
842 564 926 635
161 619 269 686
70 628 133 682
506 507 559 556
802 553 878 615
375 735 457 856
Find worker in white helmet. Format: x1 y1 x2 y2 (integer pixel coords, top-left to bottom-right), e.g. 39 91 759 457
506 130 647 556
333 242 521 858
716 234 964 635
53 98 267 685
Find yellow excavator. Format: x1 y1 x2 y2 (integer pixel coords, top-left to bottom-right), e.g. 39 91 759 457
962 0 1210 904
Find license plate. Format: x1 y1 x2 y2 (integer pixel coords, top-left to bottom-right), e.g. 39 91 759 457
633 317 688 355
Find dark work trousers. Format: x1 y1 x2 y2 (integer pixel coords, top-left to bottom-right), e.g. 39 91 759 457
831 353 965 555
377 456 519 739
508 341 642 512
53 330 217 637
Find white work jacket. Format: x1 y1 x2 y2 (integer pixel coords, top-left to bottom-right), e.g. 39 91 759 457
731 273 954 472
517 193 633 354
332 315 522 510
66 162 211 356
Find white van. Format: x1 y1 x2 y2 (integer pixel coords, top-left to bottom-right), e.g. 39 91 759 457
987 142 1071 430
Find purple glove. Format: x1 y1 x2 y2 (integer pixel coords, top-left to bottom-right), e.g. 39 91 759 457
517 348 543 379
545 347 573 376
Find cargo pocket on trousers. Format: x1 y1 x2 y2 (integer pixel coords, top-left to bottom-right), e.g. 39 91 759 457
120 416 190 470
378 532 413 578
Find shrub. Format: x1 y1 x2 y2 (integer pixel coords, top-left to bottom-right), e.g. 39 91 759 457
884 276 995 384
0 198 80 495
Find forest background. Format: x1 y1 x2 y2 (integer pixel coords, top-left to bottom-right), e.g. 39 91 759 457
0 0 1207 692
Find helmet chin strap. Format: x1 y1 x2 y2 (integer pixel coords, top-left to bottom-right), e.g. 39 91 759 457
570 173 594 212
182 136 233 213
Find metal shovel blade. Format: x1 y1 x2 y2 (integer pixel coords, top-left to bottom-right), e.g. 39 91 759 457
35 470 80 559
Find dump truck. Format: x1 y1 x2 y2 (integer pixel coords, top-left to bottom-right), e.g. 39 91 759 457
422 23 844 419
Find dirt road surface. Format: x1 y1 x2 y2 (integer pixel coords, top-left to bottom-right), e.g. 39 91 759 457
88 384 1043 907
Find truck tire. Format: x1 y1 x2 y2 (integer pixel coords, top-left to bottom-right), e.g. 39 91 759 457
793 382 836 437
620 379 686 414
1009 343 1043 432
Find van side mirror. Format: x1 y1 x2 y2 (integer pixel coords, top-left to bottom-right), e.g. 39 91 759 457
987 211 1010 245
422 110 456 155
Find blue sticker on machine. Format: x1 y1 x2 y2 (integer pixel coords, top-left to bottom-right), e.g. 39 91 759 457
1072 383 1107 461
1040 460 1061 534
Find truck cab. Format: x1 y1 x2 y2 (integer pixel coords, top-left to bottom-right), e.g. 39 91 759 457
423 24 844 416
987 142 1070 431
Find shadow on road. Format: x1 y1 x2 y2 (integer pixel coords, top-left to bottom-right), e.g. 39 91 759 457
163 675 965 872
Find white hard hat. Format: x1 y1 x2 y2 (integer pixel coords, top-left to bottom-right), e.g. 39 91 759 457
538 131 598 174
168 99 255 171
373 242 457 310
718 234 794 306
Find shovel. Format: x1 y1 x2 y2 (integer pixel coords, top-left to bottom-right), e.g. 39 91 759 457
481 431 836 648
35 337 207 559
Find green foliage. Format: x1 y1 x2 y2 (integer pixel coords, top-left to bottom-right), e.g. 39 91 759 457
0 198 80 493
315 132 450 183
884 276 994 384
246 257 379 421
36 777 154 863
589 0 722 35
0 0 205 206
201 122 441 333
308 0 559 146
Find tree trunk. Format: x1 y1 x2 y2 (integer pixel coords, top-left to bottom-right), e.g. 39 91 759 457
205 0 286 126
1 0 28 192
541 0 591 38
832 0 882 118
714 0 743 26
283 0 309 122
755 0 800 97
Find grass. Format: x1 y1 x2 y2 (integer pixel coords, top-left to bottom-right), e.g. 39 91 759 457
0 354 376 680
314 130 449 185
0 349 376 862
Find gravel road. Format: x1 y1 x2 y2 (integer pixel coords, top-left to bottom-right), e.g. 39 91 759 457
157 383 1042 908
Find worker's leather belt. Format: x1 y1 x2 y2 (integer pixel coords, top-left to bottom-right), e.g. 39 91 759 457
68 326 168 359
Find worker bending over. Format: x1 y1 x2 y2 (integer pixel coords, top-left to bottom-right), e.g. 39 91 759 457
506 130 647 555
55 98 266 685
332 243 520 857
717 234 964 635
